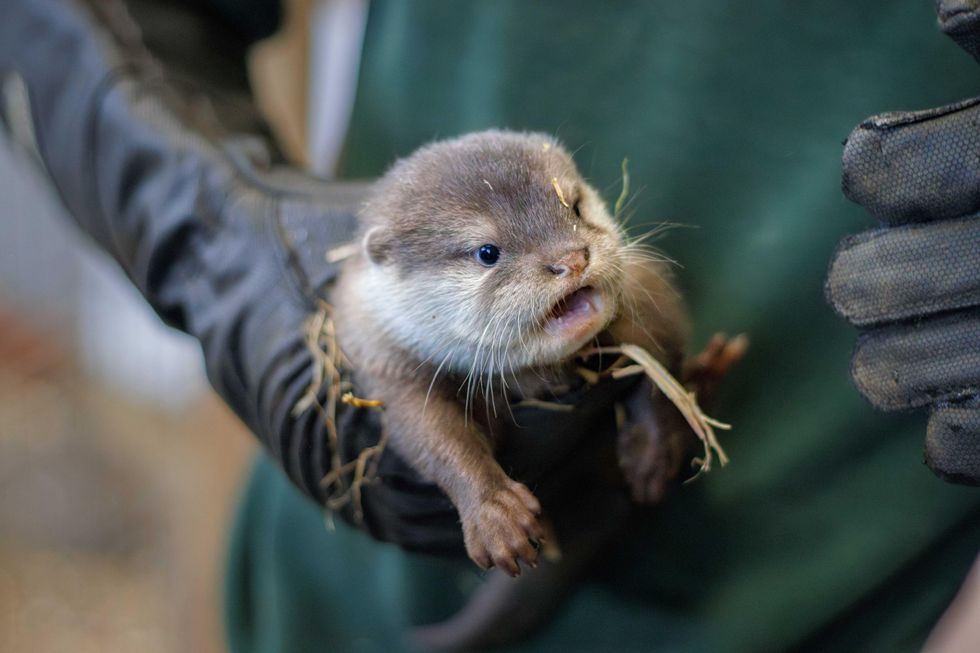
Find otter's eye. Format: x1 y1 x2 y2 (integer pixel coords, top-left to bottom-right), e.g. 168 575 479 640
572 199 582 217
476 244 500 266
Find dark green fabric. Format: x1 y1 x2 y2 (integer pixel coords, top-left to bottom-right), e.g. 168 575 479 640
226 2 980 651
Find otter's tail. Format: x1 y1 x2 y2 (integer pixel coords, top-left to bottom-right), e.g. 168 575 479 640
409 488 631 652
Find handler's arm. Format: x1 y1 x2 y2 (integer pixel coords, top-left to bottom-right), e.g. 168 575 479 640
0 0 378 515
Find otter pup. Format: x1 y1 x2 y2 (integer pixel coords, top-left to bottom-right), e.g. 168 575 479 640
333 130 697 576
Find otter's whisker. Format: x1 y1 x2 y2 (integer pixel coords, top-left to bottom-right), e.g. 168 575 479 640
424 346 458 416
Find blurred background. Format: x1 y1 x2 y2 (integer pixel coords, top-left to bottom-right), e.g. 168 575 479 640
0 0 363 650
0 120 255 651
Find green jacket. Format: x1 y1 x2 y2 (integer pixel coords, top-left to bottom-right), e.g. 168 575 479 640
226 2 980 651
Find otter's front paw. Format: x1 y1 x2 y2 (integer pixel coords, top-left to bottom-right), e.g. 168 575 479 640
461 480 545 577
617 379 689 504
618 333 748 502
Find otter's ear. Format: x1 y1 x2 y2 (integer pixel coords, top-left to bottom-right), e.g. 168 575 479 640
363 226 391 265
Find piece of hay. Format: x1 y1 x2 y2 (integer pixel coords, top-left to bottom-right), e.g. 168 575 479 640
511 398 575 413
325 241 359 264
582 343 730 480
551 177 570 208
295 301 387 523
613 158 630 220
342 392 385 408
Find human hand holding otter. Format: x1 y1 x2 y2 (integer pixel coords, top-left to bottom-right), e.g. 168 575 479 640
0 0 743 579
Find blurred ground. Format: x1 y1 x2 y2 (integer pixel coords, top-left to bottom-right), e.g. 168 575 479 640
0 5 338 646
0 119 255 651
0 316 254 653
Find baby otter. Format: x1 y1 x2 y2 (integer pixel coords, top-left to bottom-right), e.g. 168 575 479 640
333 130 697 576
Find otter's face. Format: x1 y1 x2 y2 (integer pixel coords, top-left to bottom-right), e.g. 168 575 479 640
358 131 625 375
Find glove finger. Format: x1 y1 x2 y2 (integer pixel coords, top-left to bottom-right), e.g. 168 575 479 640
842 95 980 225
925 400 980 485
937 0 980 62
852 308 980 410
826 216 980 326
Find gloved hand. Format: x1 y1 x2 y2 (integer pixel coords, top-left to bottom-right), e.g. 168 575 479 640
0 0 632 556
826 0 980 486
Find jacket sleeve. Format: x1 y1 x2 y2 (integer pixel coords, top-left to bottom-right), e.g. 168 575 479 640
0 0 369 503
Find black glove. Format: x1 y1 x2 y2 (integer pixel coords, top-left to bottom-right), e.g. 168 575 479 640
826 0 980 485
0 0 633 555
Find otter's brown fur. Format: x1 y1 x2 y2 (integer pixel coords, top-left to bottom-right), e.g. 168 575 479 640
333 130 688 576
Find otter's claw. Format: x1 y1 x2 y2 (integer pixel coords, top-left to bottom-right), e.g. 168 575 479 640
461 480 545 576
683 332 749 396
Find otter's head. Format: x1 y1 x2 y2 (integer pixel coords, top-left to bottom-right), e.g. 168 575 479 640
357 130 625 374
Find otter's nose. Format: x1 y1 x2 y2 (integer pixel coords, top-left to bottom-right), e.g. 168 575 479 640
546 246 590 277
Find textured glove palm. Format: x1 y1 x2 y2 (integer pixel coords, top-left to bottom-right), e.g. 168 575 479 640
827 0 980 485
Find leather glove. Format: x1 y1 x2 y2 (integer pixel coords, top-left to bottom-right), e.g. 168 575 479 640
0 0 633 555
826 0 980 486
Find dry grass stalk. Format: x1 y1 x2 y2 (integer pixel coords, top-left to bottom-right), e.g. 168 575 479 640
510 398 575 412
583 343 730 480
294 300 387 523
325 241 359 264
614 158 630 220
551 177 570 208
341 392 385 408
575 366 602 385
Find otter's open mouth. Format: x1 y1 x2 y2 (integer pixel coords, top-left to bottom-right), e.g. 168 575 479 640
543 286 605 340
